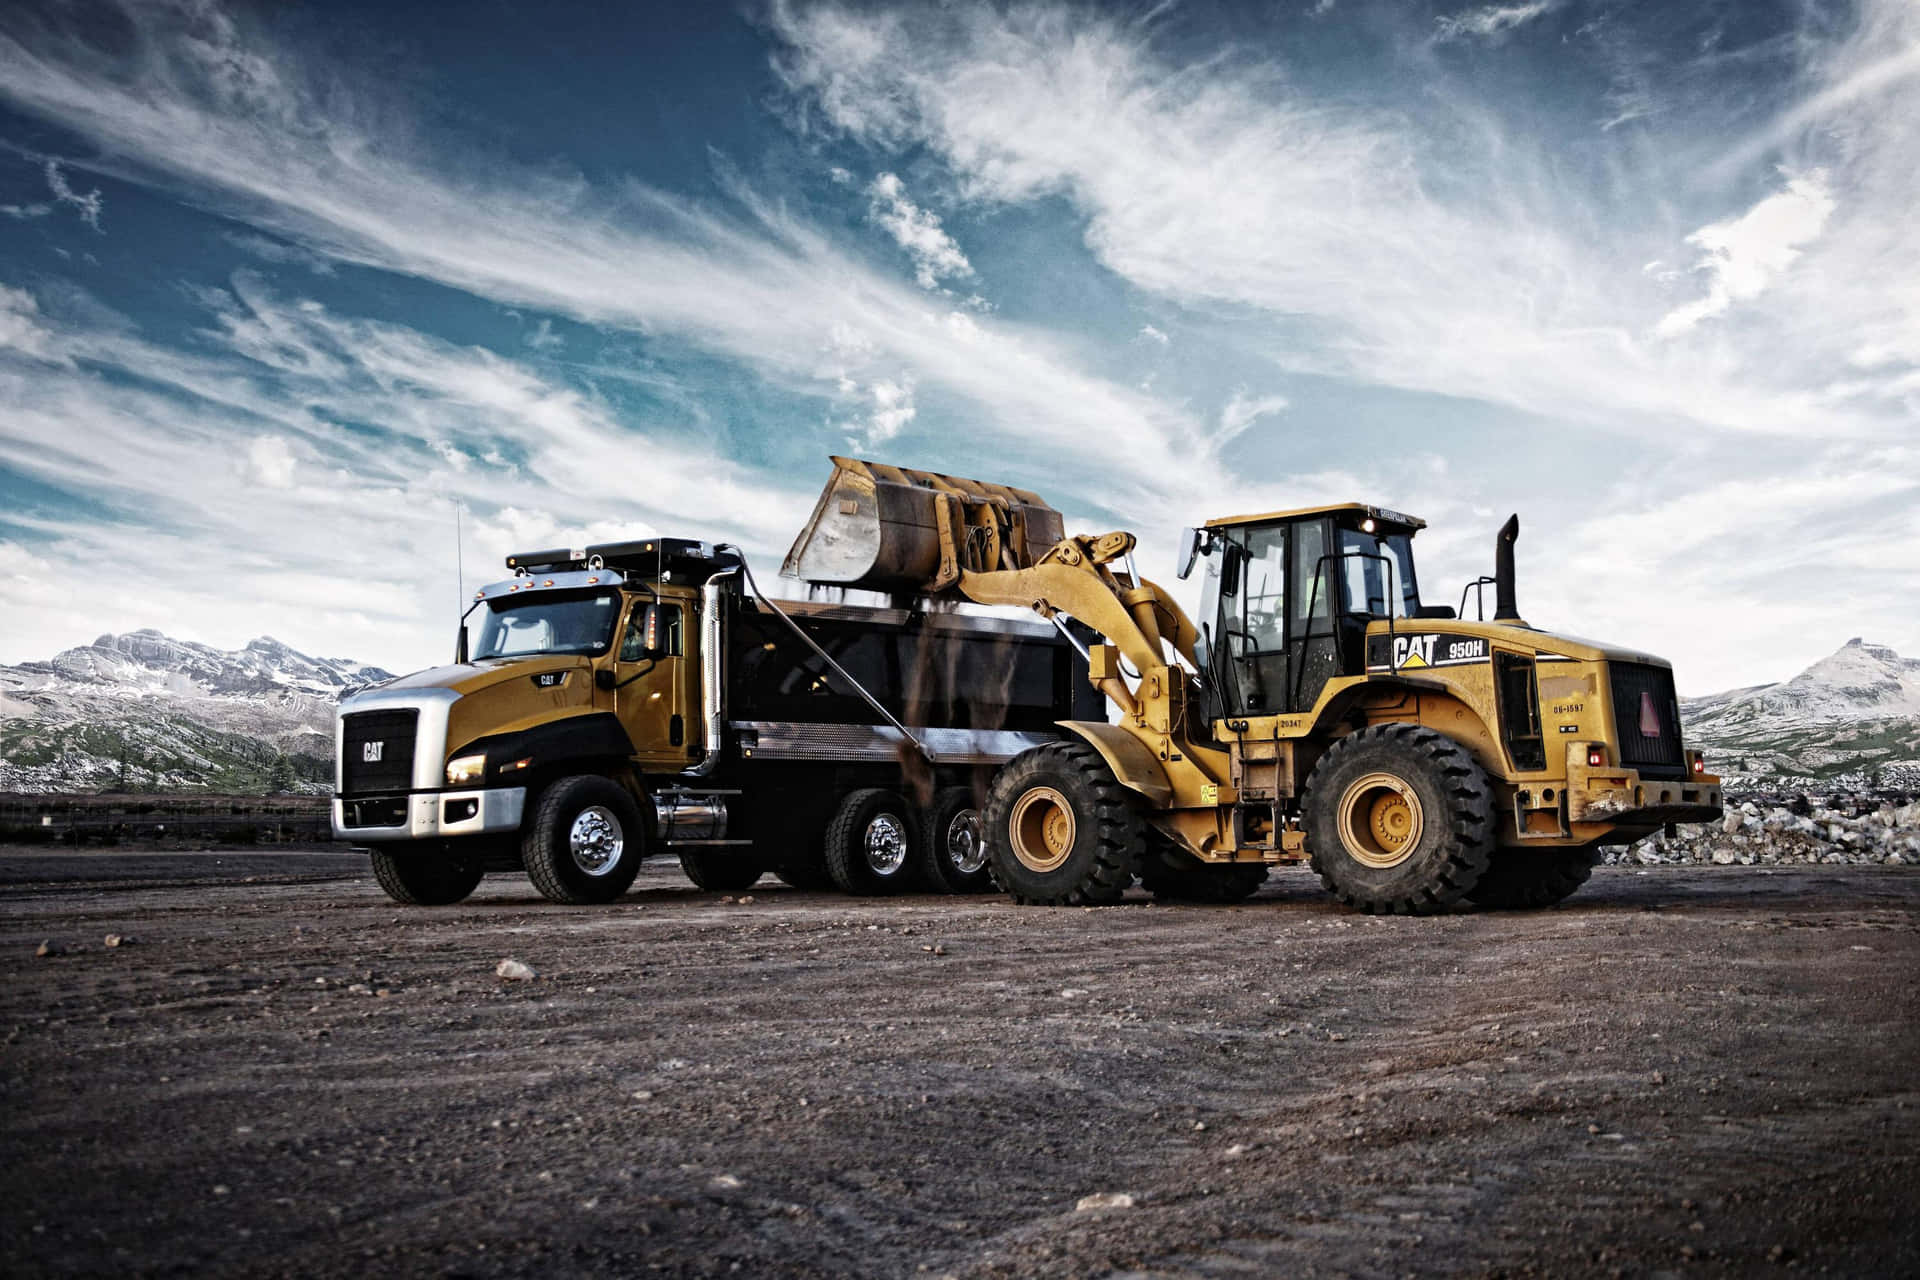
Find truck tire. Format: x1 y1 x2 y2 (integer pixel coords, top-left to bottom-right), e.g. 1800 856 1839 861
1467 844 1598 909
677 850 764 893
984 741 1143 906
1139 841 1268 903
823 788 920 895
522 775 647 905
368 847 484 906
915 786 993 894
1303 723 1493 915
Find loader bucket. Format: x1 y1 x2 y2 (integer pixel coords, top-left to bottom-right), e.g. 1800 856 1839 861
782 455 1065 595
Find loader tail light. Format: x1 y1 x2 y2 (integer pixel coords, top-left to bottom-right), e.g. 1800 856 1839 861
1587 748 1606 768
1693 756 1706 774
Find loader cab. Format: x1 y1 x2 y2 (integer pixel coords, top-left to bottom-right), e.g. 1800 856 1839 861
1183 504 1427 722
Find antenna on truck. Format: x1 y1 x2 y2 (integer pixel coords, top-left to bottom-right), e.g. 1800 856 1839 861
454 498 465 615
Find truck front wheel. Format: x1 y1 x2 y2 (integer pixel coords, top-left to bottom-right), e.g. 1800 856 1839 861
368 847 484 906
522 775 647 905
984 742 1143 906
1303 723 1494 915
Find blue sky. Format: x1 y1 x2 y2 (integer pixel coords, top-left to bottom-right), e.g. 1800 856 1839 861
0 0 1915 693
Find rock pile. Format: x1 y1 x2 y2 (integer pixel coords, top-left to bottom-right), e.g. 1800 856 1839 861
1605 791 1920 867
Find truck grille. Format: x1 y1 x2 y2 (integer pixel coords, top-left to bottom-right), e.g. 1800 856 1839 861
1608 662 1685 780
341 710 417 794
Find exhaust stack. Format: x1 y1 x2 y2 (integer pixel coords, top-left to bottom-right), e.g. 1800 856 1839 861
1493 514 1522 623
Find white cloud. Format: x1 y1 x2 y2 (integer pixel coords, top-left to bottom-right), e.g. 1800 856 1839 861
1655 171 1835 338
1434 3 1554 44
1138 324 1168 345
523 318 563 352
1218 390 1289 443
43 158 103 230
0 283 61 361
866 171 974 290
2 201 52 219
0 0 1208 499
245 433 296 488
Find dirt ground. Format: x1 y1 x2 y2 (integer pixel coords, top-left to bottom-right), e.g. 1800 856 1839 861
3 850 1917 1279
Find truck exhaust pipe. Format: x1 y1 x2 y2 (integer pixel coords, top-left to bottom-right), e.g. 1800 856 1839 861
682 565 737 777
1494 514 1522 623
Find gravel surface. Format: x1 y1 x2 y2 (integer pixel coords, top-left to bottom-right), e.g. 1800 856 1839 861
4 850 1918 1277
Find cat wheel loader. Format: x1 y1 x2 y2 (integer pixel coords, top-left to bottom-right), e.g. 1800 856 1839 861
785 456 1724 912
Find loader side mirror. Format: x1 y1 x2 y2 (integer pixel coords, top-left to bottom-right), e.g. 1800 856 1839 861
1176 527 1204 580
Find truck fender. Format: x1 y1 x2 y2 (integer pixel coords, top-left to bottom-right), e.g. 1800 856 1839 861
450 711 637 784
1052 720 1172 807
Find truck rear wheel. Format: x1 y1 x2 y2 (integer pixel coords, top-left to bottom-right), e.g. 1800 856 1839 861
1303 723 1493 915
1467 845 1598 909
368 848 484 906
915 786 993 894
824 788 920 895
1139 841 1268 903
984 742 1143 906
677 850 764 893
522 775 647 905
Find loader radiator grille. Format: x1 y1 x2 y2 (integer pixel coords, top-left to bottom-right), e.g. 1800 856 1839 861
1608 662 1685 780
341 710 417 794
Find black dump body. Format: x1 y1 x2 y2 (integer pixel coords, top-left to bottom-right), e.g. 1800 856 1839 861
727 597 1101 731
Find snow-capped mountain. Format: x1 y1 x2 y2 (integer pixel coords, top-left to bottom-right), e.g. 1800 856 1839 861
0 630 392 793
1682 639 1920 789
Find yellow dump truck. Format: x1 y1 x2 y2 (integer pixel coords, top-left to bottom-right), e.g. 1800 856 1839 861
334 535 1100 905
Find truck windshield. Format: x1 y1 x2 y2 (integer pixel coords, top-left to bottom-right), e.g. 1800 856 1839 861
471 592 621 659
1337 528 1421 618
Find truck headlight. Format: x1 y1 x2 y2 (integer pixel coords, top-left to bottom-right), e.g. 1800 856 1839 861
445 754 487 786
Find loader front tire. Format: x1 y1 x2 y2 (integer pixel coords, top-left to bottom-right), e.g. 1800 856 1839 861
522 775 647 905
369 848 484 906
984 742 1143 906
1303 723 1493 915
1466 844 1598 909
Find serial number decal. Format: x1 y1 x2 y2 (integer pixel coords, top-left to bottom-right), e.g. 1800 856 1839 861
1551 701 1586 715
1369 634 1490 672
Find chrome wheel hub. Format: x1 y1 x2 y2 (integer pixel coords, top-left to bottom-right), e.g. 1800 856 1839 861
945 808 986 875
569 805 625 876
863 812 908 876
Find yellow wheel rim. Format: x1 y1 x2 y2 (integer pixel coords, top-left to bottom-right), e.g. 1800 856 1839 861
1336 772 1424 869
1008 786 1076 873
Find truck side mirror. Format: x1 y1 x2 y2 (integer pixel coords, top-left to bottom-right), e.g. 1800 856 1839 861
1176 527 1203 580
595 668 618 691
455 625 469 664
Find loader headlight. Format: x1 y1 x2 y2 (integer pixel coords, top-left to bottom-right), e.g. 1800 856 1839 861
445 754 487 786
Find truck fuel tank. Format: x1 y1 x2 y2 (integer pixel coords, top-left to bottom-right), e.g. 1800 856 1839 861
780 455 1064 595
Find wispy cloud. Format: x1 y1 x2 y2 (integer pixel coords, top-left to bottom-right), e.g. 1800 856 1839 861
1434 3 1554 45
1218 390 1288 444
1655 170 1834 337
865 171 973 290
42 158 103 230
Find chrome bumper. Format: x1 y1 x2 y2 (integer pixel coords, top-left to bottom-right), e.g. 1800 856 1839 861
332 787 527 842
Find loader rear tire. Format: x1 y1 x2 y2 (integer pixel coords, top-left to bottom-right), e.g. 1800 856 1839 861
984 742 1143 906
1466 844 1598 909
1303 723 1493 915
915 786 994 894
824 788 920 895
369 848 484 906
522 775 647 905
676 850 764 893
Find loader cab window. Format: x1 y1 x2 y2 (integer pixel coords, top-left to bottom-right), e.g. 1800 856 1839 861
1336 527 1420 619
